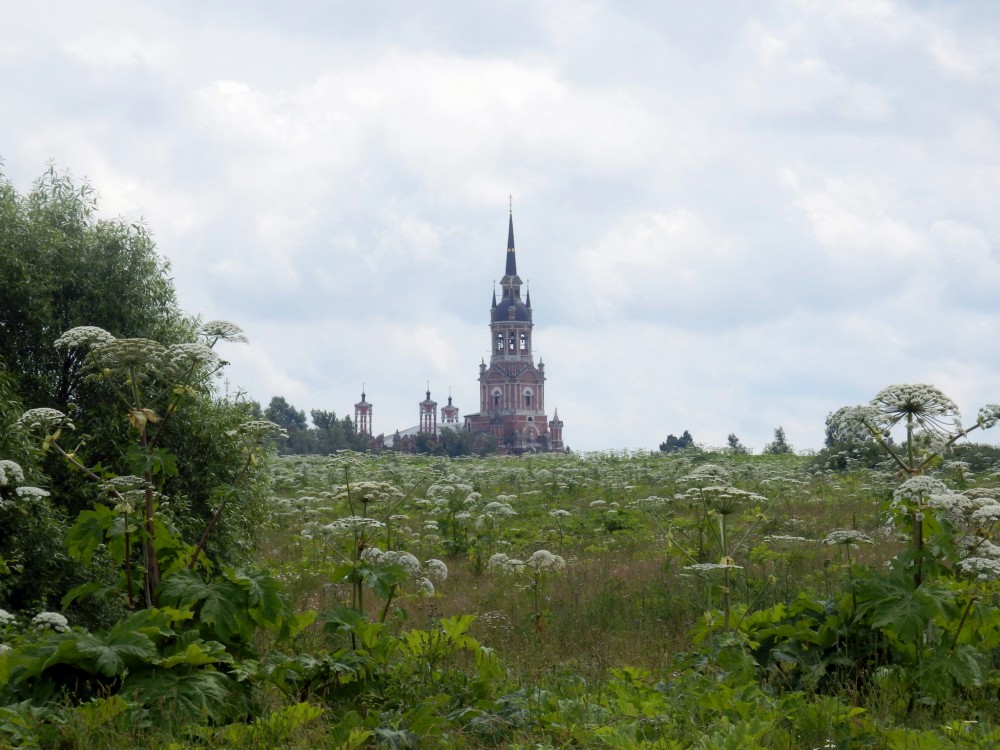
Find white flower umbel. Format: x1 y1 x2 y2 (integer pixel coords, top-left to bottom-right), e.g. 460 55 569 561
425 559 448 582
16 408 74 433
199 320 249 344
86 338 168 377
892 476 950 514
15 486 50 499
32 611 70 633
683 562 744 573
958 557 1000 581
415 577 435 597
822 530 875 547
681 464 731 487
54 326 115 349
526 549 566 572
978 404 1000 430
0 609 16 626
827 405 888 442
381 550 422 576
324 516 385 534
488 553 525 574
236 420 288 440
162 343 222 379
0 460 25 487
871 384 961 436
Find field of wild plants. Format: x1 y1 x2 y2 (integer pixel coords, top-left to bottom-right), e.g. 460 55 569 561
249 438 1000 749
7 374 1000 748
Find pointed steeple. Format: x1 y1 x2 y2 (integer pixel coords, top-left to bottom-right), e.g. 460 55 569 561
505 211 517 276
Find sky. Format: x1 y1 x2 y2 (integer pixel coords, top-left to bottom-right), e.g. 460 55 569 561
3 0 1000 453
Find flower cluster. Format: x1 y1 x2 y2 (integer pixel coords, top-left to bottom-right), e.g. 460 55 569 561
870 383 961 436
977 404 1000 430
489 550 566 575
525 549 566 572
891 476 951 515
488 553 525 574
0 460 25 487
822 530 875 547
424 558 448 582
15 486 50 499
16 408 74 433
332 481 404 507
54 325 115 349
236 420 288 440
827 405 886 443
0 609 16 626
32 611 70 633
957 556 1000 581
323 516 385 534
161 343 222 379
86 338 167 377
681 464 731 487
199 320 249 344
683 562 744 573
357 547 447 596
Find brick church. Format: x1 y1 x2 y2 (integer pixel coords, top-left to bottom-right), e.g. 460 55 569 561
356 212 565 454
461 212 564 452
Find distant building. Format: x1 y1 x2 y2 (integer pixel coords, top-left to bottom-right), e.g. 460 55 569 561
357 211 565 454
354 389 373 437
463 212 564 453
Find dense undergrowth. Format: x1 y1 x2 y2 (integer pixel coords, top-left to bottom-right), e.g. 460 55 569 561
7 441 1000 748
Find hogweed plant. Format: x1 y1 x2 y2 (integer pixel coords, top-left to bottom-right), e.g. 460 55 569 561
305 456 433 625
632 466 771 631
830 384 1000 587
15 321 268 607
829 384 1000 479
488 550 566 632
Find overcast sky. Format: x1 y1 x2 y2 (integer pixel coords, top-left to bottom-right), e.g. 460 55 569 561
4 1 1000 452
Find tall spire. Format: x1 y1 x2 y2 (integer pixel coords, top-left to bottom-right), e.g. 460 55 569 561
505 208 517 276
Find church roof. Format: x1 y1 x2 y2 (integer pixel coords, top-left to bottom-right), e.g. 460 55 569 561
505 212 517 276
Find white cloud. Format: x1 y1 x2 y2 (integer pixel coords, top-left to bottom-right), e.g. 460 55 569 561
4 0 1000 452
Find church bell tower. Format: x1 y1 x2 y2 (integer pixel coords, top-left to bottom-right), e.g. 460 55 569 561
464 209 561 452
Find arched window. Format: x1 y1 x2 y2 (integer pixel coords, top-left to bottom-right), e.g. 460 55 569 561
523 388 533 408
508 332 516 353
493 390 502 408
495 333 504 353
520 332 528 352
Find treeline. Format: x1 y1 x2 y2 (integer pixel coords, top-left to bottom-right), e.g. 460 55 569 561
262 396 370 454
261 396 501 456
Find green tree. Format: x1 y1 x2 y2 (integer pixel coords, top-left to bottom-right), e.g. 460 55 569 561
0 165 185 410
726 432 748 455
0 166 274 617
659 430 694 453
265 396 309 454
763 426 792 455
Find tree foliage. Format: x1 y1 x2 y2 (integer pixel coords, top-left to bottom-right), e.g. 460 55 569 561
0 165 185 410
0 166 272 616
727 433 748 455
263 397 369 454
763 426 793 455
660 430 694 453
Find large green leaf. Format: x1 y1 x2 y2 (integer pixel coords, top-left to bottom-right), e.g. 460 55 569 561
158 569 250 643
122 668 237 726
65 504 116 564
